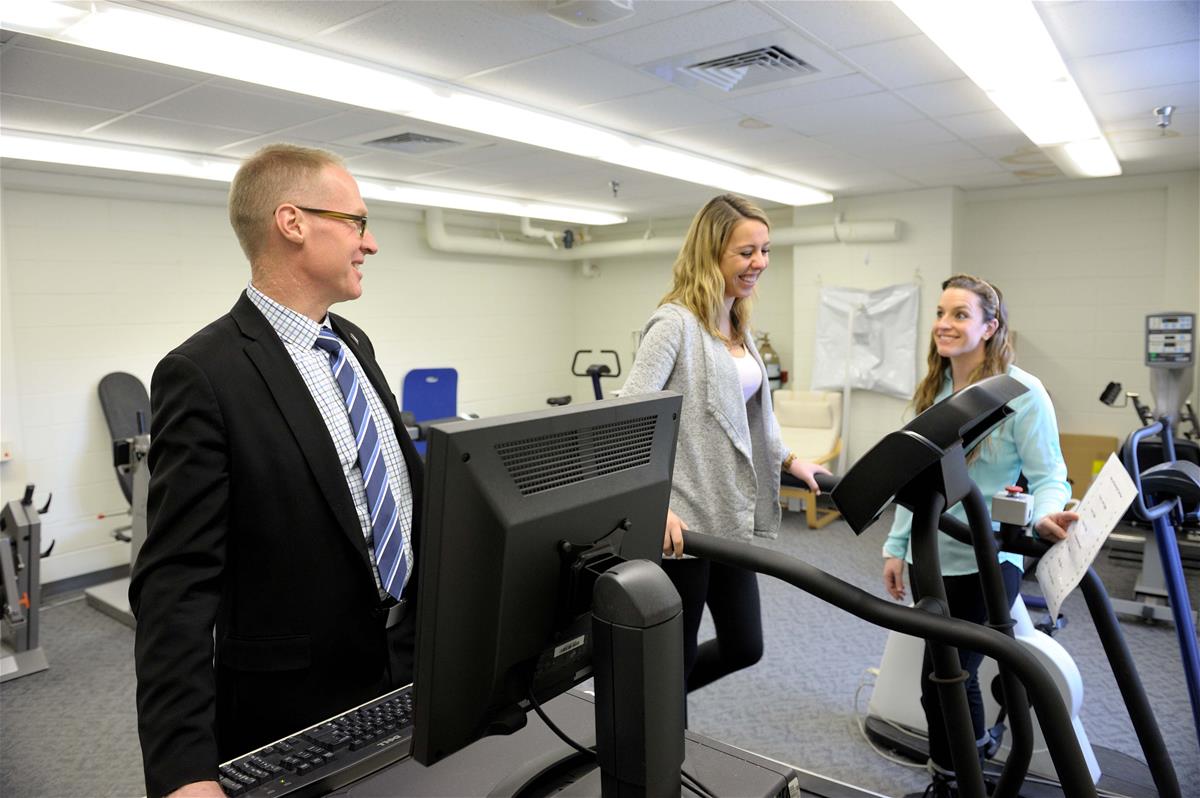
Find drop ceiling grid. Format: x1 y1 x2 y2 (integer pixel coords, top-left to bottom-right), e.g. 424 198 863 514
306 1 567 83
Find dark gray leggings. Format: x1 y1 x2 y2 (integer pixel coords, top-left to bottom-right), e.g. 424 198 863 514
661 556 764 693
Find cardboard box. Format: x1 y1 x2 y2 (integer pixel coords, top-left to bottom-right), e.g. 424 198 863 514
1059 433 1120 500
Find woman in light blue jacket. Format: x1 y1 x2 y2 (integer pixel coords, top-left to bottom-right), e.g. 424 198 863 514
622 194 827 692
882 274 1078 798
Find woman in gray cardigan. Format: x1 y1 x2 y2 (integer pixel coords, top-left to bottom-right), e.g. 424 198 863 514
621 194 828 692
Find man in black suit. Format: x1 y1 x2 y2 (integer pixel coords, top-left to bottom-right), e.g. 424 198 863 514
130 144 422 798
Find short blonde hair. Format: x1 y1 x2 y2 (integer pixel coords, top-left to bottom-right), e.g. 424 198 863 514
228 143 345 261
661 194 770 342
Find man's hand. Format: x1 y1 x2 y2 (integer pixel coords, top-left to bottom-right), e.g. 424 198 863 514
883 557 906 601
166 781 225 798
663 509 687 558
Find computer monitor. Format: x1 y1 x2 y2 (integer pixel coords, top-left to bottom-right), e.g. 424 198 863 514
411 391 682 767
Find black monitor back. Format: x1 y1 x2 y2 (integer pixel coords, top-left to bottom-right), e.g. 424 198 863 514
412 392 681 766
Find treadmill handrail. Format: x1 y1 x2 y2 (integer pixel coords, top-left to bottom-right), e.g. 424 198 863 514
933 514 1181 798
680 531 1097 798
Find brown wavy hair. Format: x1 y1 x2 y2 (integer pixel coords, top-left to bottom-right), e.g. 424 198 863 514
912 273 1014 414
660 194 770 343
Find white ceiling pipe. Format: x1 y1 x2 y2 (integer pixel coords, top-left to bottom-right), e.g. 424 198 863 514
520 217 559 249
424 209 900 262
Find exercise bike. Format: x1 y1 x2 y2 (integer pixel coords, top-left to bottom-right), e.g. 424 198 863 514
547 349 622 406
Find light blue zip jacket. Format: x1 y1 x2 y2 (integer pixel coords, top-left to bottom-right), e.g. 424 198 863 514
883 364 1070 575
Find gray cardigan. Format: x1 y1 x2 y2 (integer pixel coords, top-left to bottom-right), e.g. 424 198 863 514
621 303 785 541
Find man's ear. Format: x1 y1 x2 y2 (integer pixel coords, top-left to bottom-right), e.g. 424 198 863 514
275 204 305 245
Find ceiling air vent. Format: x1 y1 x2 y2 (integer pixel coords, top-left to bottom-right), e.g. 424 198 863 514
363 132 460 154
683 46 817 92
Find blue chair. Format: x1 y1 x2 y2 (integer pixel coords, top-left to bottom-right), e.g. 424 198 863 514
402 368 458 456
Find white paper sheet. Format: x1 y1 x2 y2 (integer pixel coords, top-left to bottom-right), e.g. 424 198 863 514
1036 453 1138 619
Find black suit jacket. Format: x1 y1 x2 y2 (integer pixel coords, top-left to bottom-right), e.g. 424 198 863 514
130 292 423 797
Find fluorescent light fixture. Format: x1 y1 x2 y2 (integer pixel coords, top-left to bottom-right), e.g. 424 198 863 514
0 0 834 206
895 0 1120 178
0 131 628 225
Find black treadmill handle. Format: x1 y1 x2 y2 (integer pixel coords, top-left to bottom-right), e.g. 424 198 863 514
813 473 840 494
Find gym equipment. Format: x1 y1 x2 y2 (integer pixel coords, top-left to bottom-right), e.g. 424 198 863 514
1099 313 1200 626
573 349 621 401
85 372 151 627
2 485 52 683
1122 423 1200 747
545 349 622 406
693 375 1100 798
865 501 1178 796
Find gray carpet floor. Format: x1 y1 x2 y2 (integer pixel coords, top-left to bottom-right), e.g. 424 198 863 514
2 509 1198 798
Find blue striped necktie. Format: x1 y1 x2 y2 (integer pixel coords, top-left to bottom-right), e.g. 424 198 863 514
314 328 407 601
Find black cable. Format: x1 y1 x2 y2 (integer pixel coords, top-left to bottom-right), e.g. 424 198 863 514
527 689 715 798
526 688 595 758
681 768 718 798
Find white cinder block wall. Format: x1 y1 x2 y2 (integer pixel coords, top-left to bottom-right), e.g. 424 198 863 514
962 172 1200 442
0 178 579 584
789 172 1198 471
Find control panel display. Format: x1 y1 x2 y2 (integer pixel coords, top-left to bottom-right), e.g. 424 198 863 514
1146 313 1194 366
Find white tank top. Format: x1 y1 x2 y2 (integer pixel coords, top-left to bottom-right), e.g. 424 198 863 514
731 349 763 402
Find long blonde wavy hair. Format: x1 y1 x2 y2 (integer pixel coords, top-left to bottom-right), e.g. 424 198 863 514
660 194 770 342
913 273 1014 414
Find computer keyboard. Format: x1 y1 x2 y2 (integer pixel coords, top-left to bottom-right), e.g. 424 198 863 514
218 684 413 797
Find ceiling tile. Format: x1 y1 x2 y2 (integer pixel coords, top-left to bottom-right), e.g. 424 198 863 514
764 0 921 49
483 0 722 44
893 158 1008 182
0 47 197 111
816 119 959 154
463 47 664 110
311 2 566 82
1038 0 1200 58
144 1 390 42
0 94 121 136
576 87 741 135
1089 81 1200 121
651 117 819 164
264 110 422 145
761 91 927 135
340 151 463 182
896 78 995 118
937 110 1024 140
140 84 343 133
213 136 367 162
1116 138 1200 173
968 135 1043 159
87 114 257 151
854 140 986 169
840 35 964 90
1071 41 1200 96
585 2 786 65
726 74 884 116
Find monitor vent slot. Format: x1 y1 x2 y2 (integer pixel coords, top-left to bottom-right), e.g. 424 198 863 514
496 415 657 495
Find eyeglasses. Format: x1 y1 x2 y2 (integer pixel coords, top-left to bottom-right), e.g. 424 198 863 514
295 206 368 237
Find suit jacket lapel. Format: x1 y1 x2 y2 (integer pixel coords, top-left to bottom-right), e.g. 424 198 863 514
231 294 373 569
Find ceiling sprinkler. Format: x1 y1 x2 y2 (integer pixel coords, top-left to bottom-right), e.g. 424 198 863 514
1153 105 1175 131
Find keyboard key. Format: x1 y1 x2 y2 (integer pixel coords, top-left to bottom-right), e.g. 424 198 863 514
218 776 246 796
